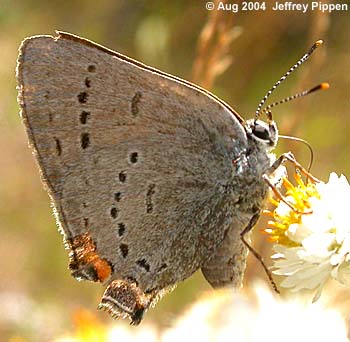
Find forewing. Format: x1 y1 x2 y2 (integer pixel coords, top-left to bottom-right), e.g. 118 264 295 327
17 32 248 291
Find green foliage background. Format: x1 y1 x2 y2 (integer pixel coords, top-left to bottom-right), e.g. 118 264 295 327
0 0 349 340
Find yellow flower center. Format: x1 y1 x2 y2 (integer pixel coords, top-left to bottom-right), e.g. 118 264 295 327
263 173 320 247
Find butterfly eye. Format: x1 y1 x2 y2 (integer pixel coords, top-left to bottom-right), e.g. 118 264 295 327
252 123 270 141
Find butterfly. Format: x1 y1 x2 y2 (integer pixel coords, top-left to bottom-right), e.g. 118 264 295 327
16 31 324 324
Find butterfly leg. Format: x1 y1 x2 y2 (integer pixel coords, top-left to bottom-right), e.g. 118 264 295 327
98 279 156 325
268 151 320 183
240 212 280 293
239 152 319 292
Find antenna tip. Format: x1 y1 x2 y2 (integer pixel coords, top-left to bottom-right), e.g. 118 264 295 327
315 39 324 46
320 82 330 90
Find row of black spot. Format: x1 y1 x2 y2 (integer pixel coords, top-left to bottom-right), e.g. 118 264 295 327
109 168 128 260
52 64 95 156
77 64 96 149
108 165 154 273
78 65 95 240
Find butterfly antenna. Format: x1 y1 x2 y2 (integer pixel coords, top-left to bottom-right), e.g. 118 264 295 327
255 40 323 118
261 83 329 114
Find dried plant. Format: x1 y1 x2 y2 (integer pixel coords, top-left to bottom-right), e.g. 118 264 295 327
191 0 242 90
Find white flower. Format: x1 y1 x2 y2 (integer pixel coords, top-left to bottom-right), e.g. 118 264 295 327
264 172 350 301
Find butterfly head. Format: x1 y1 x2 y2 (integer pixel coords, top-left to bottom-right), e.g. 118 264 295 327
246 118 278 149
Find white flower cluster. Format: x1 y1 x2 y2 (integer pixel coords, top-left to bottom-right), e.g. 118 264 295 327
270 173 350 301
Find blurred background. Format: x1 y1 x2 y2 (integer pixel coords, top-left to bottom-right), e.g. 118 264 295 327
1 0 350 341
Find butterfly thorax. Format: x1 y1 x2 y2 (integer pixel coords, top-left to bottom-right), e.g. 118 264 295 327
229 118 278 215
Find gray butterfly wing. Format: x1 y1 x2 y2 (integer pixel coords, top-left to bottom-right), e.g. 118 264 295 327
201 226 248 288
17 32 249 296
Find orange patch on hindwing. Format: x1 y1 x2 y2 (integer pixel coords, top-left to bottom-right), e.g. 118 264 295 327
67 232 112 282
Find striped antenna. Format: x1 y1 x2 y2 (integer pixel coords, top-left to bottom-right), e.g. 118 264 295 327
255 40 323 118
261 83 329 114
